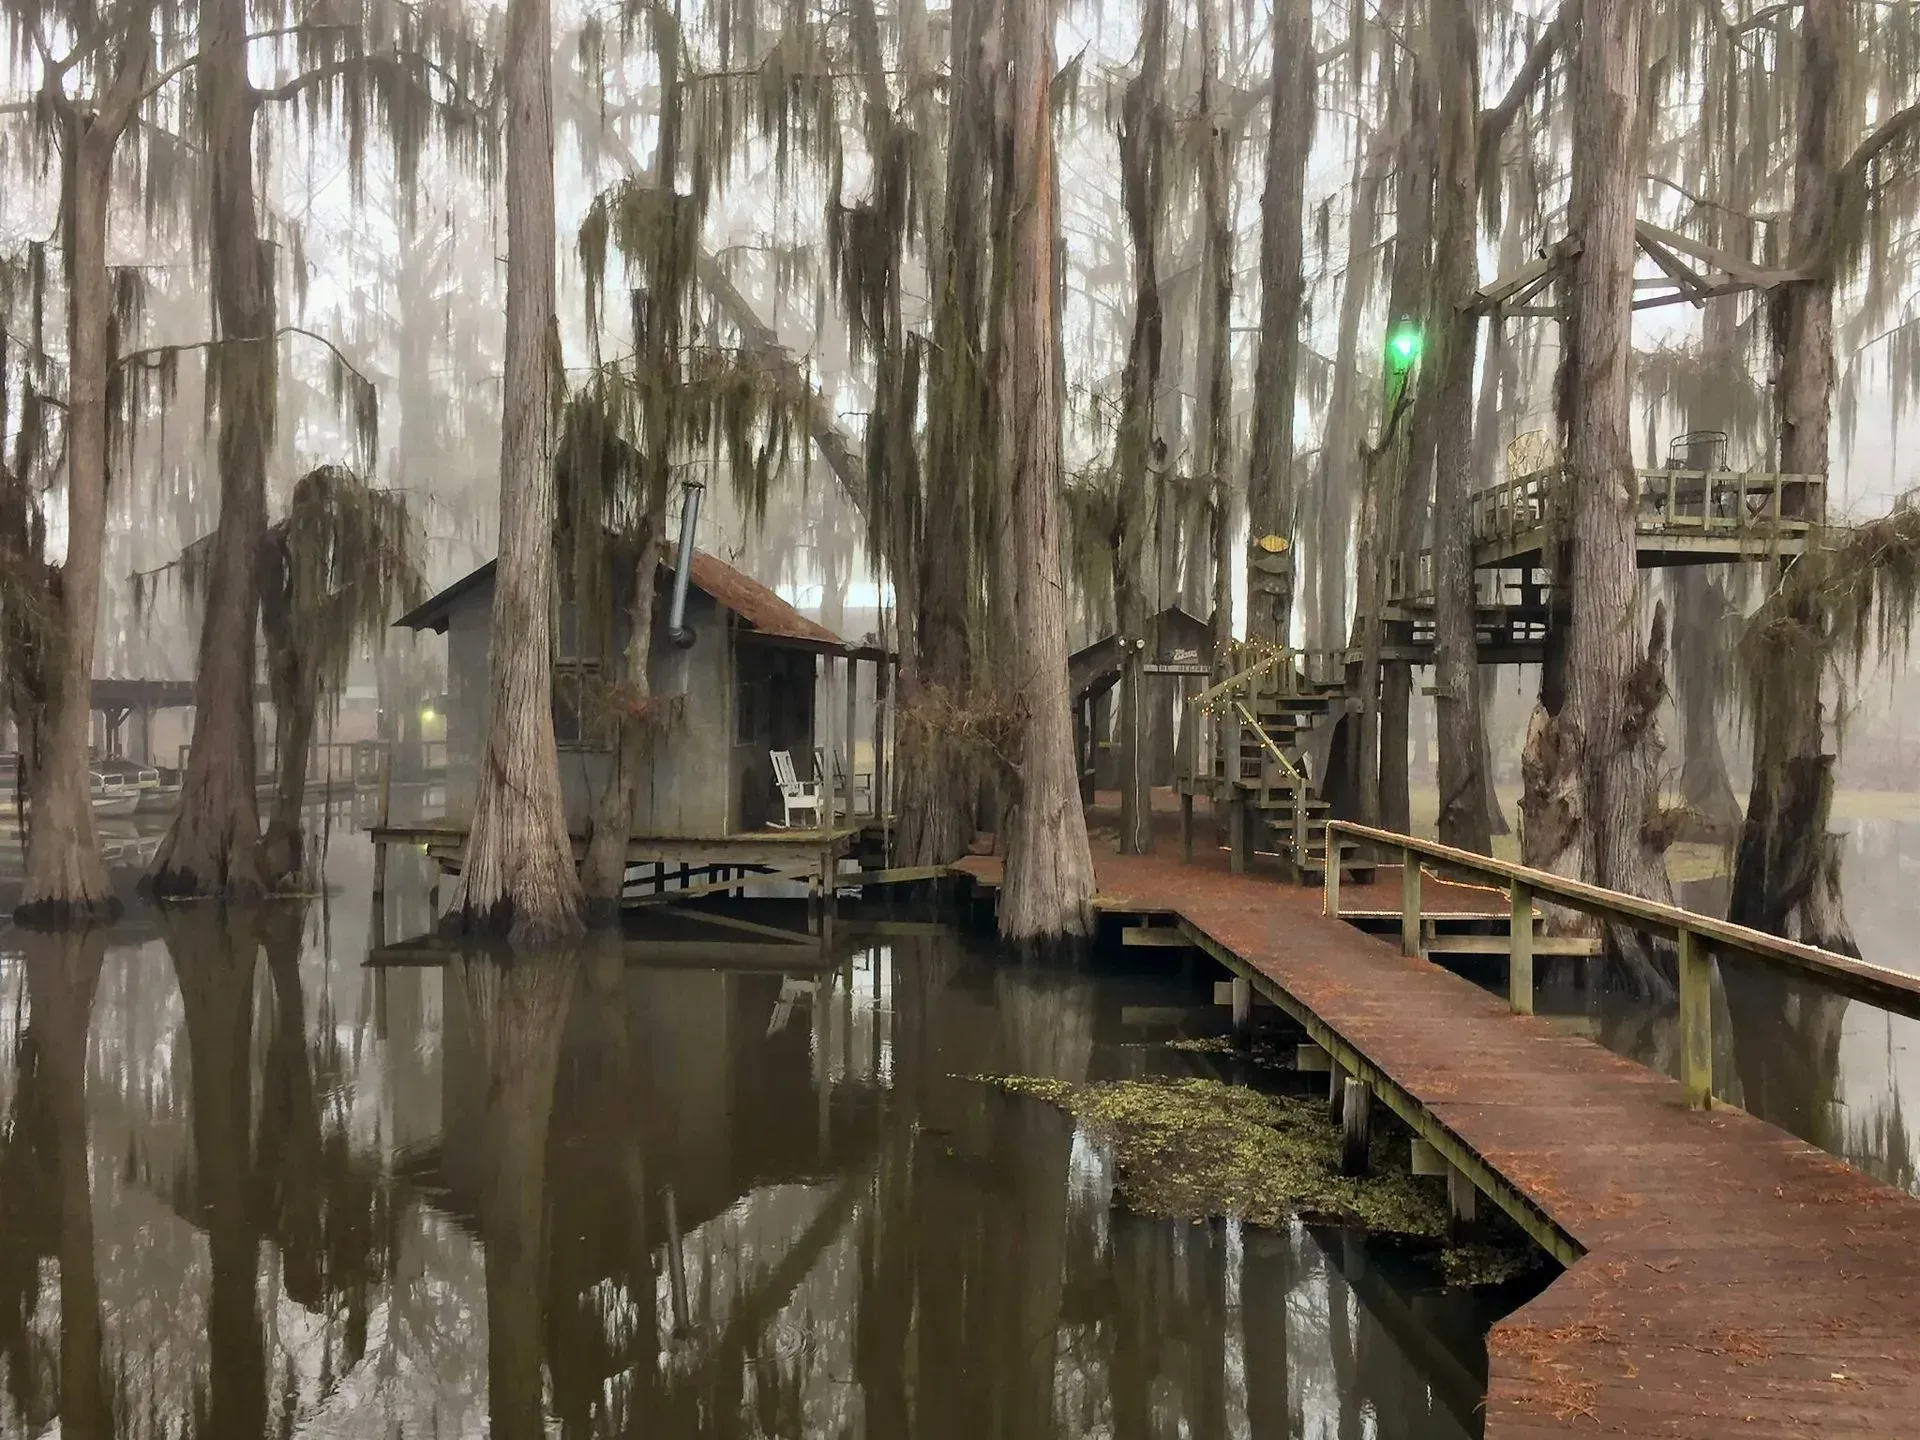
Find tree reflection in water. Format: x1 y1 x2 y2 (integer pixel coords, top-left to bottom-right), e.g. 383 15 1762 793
3 876 1518 1440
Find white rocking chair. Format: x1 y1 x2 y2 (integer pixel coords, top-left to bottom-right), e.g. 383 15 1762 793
769 749 822 828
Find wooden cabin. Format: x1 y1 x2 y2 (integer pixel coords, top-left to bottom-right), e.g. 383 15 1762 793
394 550 849 835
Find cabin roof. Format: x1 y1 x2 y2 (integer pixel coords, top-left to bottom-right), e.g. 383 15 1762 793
393 551 847 652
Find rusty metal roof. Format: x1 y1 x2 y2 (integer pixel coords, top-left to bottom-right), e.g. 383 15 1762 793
394 552 848 653
686 551 846 652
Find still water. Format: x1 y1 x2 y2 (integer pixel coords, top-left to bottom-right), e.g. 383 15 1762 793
2 831 1511 1440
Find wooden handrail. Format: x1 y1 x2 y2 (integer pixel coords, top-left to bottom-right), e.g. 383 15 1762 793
1191 651 1281 712
1324 820 1920 1108
1233 700 1304 785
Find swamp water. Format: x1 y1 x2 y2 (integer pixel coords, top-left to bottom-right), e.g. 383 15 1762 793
0 829 1537 1439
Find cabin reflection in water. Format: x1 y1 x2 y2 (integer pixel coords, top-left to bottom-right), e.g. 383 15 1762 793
0 887 1494 1439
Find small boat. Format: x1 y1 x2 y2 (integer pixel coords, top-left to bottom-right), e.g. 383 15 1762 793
90 772 141 818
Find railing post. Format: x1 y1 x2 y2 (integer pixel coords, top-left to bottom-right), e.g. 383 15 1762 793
1324 825 1342 918
1509 879 1534 1014
1677 926 1712 1109
1401 849 1421 958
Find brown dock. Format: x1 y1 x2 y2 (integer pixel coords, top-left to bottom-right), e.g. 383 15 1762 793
955 847 1920 1437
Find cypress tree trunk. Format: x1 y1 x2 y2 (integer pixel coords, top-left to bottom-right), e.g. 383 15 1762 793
151 0 273 897
896 0 987 868
258 530 318 887
1196 0 1239 730
996 0 1094 947
1365 68 1436 833
1243 0 1316 646
1313 145 1386 657
582 516 662 915
1196 0 1236 679
1671 568 1741 837
1427 0 1493 852
1520 0 1673 996
19 128 122 923
1732 0 1853 954
447 0 584 941
1115 0 1169 856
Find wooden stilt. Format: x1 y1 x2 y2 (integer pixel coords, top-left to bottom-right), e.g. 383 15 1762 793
1328 1057 1346 1121
1229 798 1251 875
1340 1077 1373 1176
1448 1163 1479 1230
1230 975 1252 1047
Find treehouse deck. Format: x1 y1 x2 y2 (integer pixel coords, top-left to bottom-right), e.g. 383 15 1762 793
953 844 1920 1438
1171 464 1829 870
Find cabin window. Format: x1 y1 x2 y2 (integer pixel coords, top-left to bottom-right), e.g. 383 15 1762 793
553 659 602 749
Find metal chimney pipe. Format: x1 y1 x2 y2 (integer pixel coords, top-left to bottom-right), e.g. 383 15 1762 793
667 478 704 649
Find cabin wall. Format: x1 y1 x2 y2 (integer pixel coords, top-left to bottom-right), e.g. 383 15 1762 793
633 588 732 835
440 576 738 835
443 590 493 823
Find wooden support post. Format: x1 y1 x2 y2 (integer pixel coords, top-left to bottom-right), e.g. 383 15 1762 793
663 1185 692 1337
1340 1077 1373 1176
1229 797 1251 874
1509 879 1534 1015
1447 1163 1479 1229
1328 1057 1346 1121
846 653 859 817
1230 976 1252 1047
820 845 837 951
1677 925 1712 1109
1324 827 1342 917
1400 848 1421 957
1179 790 1194 863
372 745 394 909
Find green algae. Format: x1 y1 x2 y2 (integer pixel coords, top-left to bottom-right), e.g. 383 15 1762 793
1162 1035 1237 1054
976 1074 1451 1238
972 1073 1551 1290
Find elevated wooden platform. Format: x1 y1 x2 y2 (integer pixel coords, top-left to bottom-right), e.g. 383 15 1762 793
370 821 860 874
954 847 1920 1437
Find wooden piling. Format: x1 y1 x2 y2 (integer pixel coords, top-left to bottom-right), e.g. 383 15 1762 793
1447 1163 1479 1229
1340 1077 1373 1176
1229 798 1251 875
1509 878 1534 1014
1678 926 1712 1109
1230 976 1252 1046
1400 849 1422 957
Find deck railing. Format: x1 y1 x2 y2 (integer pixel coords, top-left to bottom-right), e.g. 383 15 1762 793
1324 821 1920 1110
1471 465 1825 549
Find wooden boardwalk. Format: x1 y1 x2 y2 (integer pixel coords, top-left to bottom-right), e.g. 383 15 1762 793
955 848 1920 1438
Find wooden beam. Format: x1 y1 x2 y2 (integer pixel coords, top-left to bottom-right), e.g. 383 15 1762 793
1123 925 1194 947
655 904 815 945
1634 219 1808 291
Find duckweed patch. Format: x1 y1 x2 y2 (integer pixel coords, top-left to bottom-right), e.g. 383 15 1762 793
975 1074 1451 1238
1163 1035 1236 1054
973 1073 1552 1290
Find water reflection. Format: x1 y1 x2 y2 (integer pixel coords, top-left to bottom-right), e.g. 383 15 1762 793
3 840 1508 1439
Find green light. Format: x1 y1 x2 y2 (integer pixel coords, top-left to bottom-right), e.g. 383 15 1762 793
1387 322 1423 372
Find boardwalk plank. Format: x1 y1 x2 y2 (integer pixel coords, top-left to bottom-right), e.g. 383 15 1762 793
953 849 1920 1438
